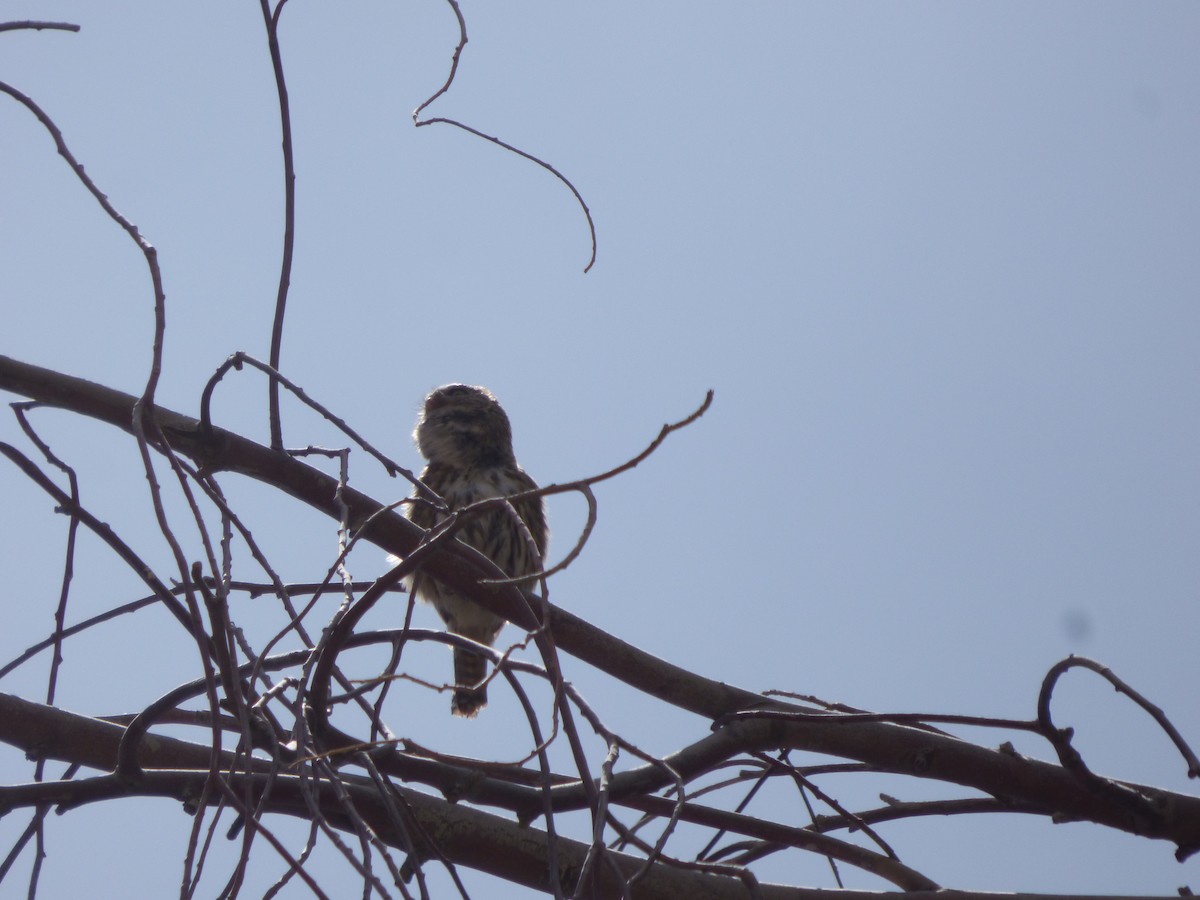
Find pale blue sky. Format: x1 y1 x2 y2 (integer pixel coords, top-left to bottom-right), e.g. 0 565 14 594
2 2 1198 896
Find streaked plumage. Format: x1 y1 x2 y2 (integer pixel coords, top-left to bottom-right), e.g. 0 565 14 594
405 384 547 716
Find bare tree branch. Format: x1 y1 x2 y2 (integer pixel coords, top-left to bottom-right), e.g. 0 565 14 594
2 354 1199 868
0 694 1183 900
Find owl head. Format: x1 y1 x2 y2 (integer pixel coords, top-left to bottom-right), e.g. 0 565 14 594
414 384 515 467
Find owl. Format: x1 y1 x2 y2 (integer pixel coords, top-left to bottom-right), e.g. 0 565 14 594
405 384 548 716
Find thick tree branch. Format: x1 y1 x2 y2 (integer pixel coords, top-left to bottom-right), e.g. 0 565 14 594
2 354 1199 860
0 694 1181 900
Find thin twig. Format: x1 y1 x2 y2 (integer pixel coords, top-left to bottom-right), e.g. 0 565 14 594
0 20 80 33
412 0 597 271
257 0 298 450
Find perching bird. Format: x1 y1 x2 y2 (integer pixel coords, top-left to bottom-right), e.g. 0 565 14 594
405 384 548 716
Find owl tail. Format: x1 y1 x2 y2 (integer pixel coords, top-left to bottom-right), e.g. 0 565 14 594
451 647 489 717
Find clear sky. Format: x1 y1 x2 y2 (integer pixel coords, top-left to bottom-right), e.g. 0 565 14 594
2 2 1198 896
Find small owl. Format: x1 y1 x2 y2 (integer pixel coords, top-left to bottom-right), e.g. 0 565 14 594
405 384 548 716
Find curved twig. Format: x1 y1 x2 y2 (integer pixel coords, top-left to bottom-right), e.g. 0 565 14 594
411 0 467 122
411 0 597 272
483 391 715 586
1040 655 1200 780
1037 655 1194 844
199 352 414 481
416 115 598 273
